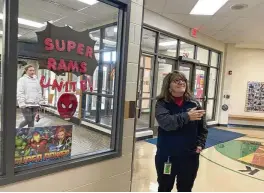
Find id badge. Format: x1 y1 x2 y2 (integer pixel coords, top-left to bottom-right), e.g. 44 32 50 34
163 156 172 175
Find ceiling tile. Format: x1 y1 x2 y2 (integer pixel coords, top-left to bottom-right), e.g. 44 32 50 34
79 2 118 18
48 0 90 11
162 13 188 24
20 0 77 17
144 0 166 14
223 17 256 32
201 16 237 31
19 4 63 23
162 0 198 14
180 15 211 29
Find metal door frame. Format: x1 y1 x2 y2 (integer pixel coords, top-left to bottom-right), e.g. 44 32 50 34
137 54 155 129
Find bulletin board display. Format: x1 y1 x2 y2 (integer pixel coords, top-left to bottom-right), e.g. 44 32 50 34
245 81 264 112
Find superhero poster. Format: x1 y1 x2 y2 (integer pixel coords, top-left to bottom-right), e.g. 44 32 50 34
15 125 73 168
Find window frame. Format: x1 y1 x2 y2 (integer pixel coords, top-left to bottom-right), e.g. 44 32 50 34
0 0 131 186
139 24 222 125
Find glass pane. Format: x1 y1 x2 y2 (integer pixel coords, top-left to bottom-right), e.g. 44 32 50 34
180 42 194 58
156 58 173 95
100 97 113 127
206 100 215 120
208 68 217 98
211 52 219 67
158 35 177 57
179 65 191 82
136 99 151 129
138 56 153 98
141 29 156 52
143 69 152 93
104 26 117 50
197 47 209 64
15 0 119 171
83 94 96 122
194 68 206 98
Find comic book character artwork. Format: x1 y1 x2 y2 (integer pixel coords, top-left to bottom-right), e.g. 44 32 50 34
15 125 73 168
15 128 30 158
27 131 49 155
49 126 72 152
57 93 78 120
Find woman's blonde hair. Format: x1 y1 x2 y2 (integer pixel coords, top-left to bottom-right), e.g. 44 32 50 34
22 64 35 77
157 70 192 102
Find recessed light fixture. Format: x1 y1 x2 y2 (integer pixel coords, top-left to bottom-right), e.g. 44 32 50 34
78 0 98 5
0 13 45 28
231 4 248 10
0 30 21 37
190 0 229 15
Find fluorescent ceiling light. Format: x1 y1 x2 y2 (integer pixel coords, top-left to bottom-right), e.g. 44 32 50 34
18 18 45 28
190 0 229 15
92 36 116 46
159 41 177 46
0 13 45 28
0 30 21 37
78 0 98 5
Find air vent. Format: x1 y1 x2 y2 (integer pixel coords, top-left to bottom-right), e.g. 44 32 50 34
231 4 248 10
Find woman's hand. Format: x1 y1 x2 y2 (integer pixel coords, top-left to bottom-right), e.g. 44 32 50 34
187 107 206 121
196 146 202 153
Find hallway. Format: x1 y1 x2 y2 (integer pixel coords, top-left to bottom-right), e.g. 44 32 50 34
131 127 264 192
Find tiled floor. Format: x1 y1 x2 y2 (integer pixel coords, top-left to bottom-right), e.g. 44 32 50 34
131 127 264 192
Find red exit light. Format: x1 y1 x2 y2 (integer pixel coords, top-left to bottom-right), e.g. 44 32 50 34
190 28 198 38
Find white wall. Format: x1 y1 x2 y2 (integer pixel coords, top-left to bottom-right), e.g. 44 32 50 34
143 10 226 125
219 44 264 125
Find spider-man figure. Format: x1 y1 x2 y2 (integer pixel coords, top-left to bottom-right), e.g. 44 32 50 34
57 93 78 119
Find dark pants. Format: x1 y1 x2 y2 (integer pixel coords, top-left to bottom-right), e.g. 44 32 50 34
19 107 38 128
155 154 199 192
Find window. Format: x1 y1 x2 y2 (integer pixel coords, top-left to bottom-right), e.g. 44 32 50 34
197 47 209 64
211 52 219 67
180 42 195 58
12 0 123 174
140 27 221 130
141 29 156 53
156 58 173 95
208 68 217 98
206 100 215 120
158 35 177 57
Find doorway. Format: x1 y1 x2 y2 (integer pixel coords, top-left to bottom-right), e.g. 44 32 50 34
136 54 154 130
179 62 208 108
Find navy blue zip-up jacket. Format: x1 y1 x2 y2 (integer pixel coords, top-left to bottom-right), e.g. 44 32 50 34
155 98 208 156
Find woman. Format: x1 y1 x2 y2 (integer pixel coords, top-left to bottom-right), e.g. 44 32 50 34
17 64 43 128
155 71 208 192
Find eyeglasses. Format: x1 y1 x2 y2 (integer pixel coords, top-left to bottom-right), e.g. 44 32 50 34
172 79 186 84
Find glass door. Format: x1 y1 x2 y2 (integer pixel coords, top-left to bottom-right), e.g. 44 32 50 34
136 55 154 130
179 63 193 86
154 58 174 128
179 63 208 108
194 66 208 108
